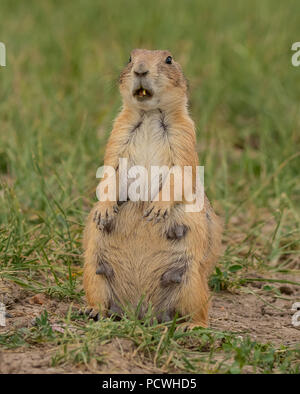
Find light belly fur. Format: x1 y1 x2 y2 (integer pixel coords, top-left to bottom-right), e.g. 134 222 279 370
99 112 185 307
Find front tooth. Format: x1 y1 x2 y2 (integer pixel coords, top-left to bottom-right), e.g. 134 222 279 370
142 89 146 96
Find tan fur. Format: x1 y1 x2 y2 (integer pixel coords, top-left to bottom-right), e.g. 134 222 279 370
83 49 222 327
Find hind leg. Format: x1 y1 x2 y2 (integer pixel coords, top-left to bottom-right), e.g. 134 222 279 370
176 265 210 328
83 254 111 320
83 210 112 320
157 254 210 327
163 205 222 328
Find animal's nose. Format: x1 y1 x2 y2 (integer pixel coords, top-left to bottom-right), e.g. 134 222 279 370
133 62 149 77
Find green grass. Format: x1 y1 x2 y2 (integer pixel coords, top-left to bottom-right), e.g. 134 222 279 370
0 0 300 373
1 308 299 373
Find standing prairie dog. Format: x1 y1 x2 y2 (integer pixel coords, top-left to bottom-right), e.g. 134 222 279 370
83 49 222 327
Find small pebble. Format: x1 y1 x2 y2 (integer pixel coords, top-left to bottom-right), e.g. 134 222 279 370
279 285 293 295
28 293 47 305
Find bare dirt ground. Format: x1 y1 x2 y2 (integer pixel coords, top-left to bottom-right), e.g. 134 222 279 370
0 277 299 374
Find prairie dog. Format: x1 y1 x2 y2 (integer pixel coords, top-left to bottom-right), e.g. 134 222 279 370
83 49 222 327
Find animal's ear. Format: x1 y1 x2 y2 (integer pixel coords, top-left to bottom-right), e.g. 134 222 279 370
131 49 139 56
163 49 173 57
175 62 189 91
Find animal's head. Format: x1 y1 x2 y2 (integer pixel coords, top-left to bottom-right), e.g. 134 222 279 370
119 49 188 111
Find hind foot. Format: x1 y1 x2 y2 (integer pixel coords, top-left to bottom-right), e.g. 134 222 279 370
156 308 176 323
107 300 124 320
80 306 100 321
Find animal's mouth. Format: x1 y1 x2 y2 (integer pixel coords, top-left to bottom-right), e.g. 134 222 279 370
133 87 153 100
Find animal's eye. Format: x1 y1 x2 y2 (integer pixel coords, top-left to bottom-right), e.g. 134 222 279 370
165 56 172 64
128 56 132 63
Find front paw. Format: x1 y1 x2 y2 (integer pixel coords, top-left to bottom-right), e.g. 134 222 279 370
93 203 119 232
143 202 171 223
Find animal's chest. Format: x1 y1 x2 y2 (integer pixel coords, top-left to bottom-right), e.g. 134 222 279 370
126 115 172 169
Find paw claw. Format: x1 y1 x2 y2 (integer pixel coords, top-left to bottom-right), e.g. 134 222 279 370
82 307 100 321
94 204 118 233
143 204 171 222
143 206 154 218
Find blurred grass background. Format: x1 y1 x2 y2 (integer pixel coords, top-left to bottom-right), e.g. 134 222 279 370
0 0 299 372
